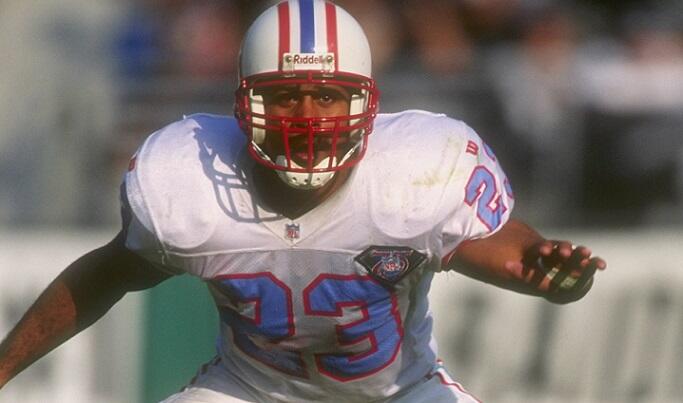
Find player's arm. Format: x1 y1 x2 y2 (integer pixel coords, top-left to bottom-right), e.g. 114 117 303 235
445 219 607 304
0 230 171 389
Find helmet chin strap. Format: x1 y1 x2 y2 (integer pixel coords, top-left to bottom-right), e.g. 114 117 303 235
275 156 337 189
250 140 362 190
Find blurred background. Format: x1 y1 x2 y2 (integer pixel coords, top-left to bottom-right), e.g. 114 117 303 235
0 0 681 402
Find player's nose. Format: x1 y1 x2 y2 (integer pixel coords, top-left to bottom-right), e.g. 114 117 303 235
293 96 320 119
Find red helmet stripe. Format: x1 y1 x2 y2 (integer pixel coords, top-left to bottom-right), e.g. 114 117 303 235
277 2 291 70
325 2 338 70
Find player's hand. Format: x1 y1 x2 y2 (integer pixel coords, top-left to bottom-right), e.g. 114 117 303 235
504 240 607 304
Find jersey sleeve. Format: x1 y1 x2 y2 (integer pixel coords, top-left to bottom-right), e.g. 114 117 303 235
440 123 515 257
120 154 184 276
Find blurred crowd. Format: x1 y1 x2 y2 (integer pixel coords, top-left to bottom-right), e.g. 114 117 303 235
1 0 682 228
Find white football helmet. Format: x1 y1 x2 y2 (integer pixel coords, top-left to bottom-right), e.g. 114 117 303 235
234 0 379 189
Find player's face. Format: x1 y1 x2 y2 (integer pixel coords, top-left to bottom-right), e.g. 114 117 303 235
260 83 352 168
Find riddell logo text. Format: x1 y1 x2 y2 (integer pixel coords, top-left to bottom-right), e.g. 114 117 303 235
292 54 325 64
282 53 334 72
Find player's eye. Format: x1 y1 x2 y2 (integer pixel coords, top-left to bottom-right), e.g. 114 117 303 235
270 91 300 107
315 89 348 105
318 94 333 103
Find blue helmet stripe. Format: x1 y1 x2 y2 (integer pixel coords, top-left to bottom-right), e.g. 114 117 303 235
299 0 316 53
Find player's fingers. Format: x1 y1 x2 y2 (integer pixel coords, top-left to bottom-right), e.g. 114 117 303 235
547 267 570 292
572 257 602 291
538 241 556 256
543 249 606 303
531 264 550 290
568 247 606 278
525 241 553 262
505 260 548 290
592 257 607 271
548 246 593 292
519 241 558 291
520 241 549 278
542 241 573 268
566 245 592 273
554 241 574 259
521 241 594 293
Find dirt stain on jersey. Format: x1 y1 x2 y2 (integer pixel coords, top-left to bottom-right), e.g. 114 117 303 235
411 137 464 188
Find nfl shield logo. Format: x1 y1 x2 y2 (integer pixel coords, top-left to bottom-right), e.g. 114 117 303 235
355 246 428 287
285 223 300 240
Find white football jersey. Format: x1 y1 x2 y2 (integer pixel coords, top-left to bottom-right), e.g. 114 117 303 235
122 110 514 402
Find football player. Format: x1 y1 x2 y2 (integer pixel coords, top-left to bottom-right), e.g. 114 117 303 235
0 1 606 402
